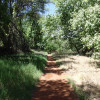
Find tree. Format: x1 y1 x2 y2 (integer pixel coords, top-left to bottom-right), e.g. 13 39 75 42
0 0 48 53
55 0 100 55
39 15 69 53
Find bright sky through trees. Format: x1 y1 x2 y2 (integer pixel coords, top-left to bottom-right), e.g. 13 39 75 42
44 3 56 16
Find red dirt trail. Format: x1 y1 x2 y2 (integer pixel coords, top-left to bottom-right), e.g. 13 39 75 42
31 54 79 100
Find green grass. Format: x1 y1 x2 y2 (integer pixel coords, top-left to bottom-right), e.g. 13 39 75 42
68 79 87 100
0 54 47 100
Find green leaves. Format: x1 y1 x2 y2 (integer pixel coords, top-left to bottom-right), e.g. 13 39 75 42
53 0 100 55
71 4 100 50
0 0 48 53
39 14 68 52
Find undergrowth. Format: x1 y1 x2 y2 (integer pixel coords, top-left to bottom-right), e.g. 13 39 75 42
68 79 87 100
0 53 47 100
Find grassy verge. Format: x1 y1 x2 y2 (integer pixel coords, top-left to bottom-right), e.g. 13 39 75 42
68 79 87 100
0 53 47 100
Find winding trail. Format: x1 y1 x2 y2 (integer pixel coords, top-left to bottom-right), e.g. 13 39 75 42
31 54 79 100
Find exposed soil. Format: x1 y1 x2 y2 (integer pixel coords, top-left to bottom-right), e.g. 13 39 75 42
54 54 100 100
31 54 79 100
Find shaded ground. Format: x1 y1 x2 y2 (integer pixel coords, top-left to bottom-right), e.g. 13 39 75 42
31 54 78 100
53 54 100 100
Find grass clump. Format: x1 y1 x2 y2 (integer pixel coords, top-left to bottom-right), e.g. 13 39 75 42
0 54 47 100
68 79 87 100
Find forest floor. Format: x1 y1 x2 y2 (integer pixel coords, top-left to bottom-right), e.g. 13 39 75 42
31 54 79 100
53 54 100 100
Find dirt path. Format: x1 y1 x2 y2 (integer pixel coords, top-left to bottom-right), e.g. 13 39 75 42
31 54 78 100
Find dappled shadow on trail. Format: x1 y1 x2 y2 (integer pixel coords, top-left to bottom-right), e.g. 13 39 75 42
52 54 100 100
32 80 77 100
89 60 100 68
32 54 78 100
48 55 54 61
44 67 64 75
75 82 100 100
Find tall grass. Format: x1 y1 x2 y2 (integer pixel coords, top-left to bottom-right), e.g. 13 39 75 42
0 54 47 100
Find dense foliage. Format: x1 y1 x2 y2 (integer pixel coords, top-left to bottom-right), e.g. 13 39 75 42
0 0 100 99
1 0 99 56
39 15 71 53
0 0 48 53
55 0 100 55
0 53 47 100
